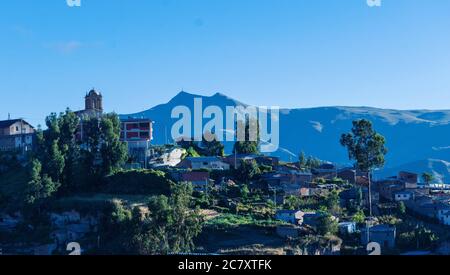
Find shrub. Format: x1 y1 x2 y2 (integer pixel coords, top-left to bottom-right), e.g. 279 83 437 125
99 169 173 195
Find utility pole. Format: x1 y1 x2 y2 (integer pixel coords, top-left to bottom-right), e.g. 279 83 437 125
366 167 373 248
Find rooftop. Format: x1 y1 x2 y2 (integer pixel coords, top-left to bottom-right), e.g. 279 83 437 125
362 224 396 232
86 89 102 97
121 117 154 123
186 157 222 162
181 171 210 182
276 210 302 215
0 119 33 129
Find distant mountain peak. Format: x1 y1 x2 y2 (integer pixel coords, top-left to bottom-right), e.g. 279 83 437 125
212 92 228 98
121 91 450 170
167 90 246 107
174 90 199 98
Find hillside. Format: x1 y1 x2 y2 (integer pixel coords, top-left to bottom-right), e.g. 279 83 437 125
121 91 450 181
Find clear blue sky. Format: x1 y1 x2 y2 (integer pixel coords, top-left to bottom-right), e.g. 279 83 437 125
1 0 450 127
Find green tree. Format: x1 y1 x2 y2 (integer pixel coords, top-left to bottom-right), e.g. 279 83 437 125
202 132 225 157
316 212 338 236
36 113 65 184
284 195 301 210
183 147 199 157
398 201 406 215
240 184 250 200
0 151 20 174
299 151 306 169
306 156 322 169
25 159 59 208
352 209 366 224
58 109 80 192
415 226 438 249
129 183 203 254
47 140 65 183
97 200 134 254
325 190 340 213
233 118 260 155
43 113 61 145
80 114 128 182
80 117 102 181
340 119 387 216
398 226 438 250
34 110 128 193
25 159 43 205
100 114 128 176
35 110 80 192
235 159 261 183
422 172 434 185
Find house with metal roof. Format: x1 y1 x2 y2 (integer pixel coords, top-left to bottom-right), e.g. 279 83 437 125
0 119 35 153
178 156 230 170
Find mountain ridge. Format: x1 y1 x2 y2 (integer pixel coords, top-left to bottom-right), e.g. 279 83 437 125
121 91 450 182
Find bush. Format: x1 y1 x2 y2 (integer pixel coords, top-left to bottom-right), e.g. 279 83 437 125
185 147 200 157
352 210 366 224
99 169 173 195
0 151 21 174
206 213 285 229
397 227 438 250
377 215 402 226
316 212 339 236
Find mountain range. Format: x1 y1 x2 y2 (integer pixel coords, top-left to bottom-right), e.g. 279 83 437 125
121 91 450 183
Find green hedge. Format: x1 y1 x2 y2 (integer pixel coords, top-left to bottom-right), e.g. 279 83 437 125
99 169 173 195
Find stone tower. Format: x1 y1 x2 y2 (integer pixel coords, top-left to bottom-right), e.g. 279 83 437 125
85 89 103 113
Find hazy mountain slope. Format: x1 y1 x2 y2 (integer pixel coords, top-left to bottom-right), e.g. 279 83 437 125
121 91 450 174
375 159 450 183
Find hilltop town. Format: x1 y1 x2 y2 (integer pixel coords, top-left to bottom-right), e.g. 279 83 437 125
1 89 450 256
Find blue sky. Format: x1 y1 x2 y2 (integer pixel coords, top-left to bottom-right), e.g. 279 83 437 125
1 0 450 127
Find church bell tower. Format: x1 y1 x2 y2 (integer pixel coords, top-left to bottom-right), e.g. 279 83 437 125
85 88 103 113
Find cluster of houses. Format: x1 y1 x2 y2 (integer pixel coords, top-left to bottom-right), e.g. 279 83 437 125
169 154 334 194
272 168 450 253
377 172 450 226
273 208 397 251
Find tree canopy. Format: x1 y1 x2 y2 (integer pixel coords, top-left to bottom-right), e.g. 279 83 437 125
340 119 388 172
